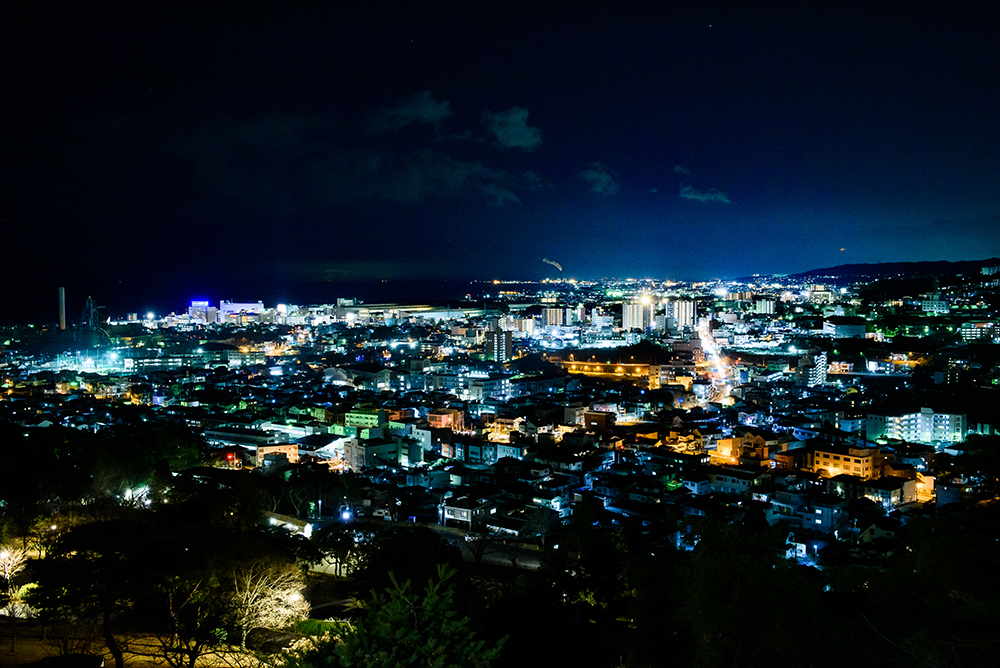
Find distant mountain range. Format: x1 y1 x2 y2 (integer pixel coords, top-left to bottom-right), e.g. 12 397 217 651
785 258 1000 281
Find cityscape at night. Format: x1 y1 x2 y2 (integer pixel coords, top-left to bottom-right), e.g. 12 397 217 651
3 3 1000 668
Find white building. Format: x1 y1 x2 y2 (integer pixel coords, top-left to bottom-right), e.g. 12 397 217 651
822 319 867 338
754 300 776 315
542 307 564 326
670 300 696 329
623 301 652 331
867 407 967 444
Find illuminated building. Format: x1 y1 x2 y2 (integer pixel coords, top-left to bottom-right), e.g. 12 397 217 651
591 309 614 327
345 407 389 428
808 285 834 303
795 349 827 386
542 307 564 326
828 475 917 509
667 299 696 329
485 330 513 362
867 407 967 444
188 300 210 323
754 299 775 314
623 299 652 331
961 321 995 342
822 317 866 338
921 293 950 314
219 300 266 324
810 443 884 479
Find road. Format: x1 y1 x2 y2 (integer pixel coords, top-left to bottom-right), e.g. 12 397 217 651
424 523 542 570
698 323 734 405
307 521 542 577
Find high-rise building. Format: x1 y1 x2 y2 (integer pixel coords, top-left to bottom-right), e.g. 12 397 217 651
754 299 775 315
623 301 652 331
542 307 564 326
670 300 696 328
188 300 210 323
485 330 513 363
809 351 828 386
796 350 827 387
514 318 535 334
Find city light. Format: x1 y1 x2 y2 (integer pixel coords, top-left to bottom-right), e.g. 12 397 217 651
4 6 997 664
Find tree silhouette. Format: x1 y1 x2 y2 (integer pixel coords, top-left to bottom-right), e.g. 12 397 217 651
464 530 504 564
284 566 504 668
29 518 152 668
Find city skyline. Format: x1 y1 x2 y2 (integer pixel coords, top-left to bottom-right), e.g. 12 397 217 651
6 3 1000 322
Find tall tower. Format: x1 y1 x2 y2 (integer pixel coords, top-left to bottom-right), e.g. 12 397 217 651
58 287 66 330
83 296 100 330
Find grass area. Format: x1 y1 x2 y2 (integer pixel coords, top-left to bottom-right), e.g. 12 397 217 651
0 620 263 668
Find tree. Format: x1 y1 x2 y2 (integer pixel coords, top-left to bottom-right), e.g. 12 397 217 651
677 521 820 667
138 523 232 668
226 559 309 649
0 544 27 595
951 434 1000 499
523 507 557 546
498 539 521 568
285 566 504 668
350 526 461 596
29 519 152 668
463 530 503 564
313 522 370 578
1 544 30 651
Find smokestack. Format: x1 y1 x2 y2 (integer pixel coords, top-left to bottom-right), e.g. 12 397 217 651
58 287 66 330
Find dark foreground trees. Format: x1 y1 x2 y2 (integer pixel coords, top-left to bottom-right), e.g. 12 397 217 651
283 566 504 668
29 519 149 668
28 498 309 668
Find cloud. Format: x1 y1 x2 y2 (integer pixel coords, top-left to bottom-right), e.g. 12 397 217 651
367 90 453 135
579 162 620 195
679 185 731 203
320 149 519 206
521 170 554 191
481 106 542 151
673 165 691 175
271 259 457 281
480 181 521 206
179 113 518 208
178 113 336 209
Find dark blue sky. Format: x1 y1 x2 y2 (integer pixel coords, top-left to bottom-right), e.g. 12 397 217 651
5 2 1000 320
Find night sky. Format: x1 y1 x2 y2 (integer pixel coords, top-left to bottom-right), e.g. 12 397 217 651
5 3 1000 321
